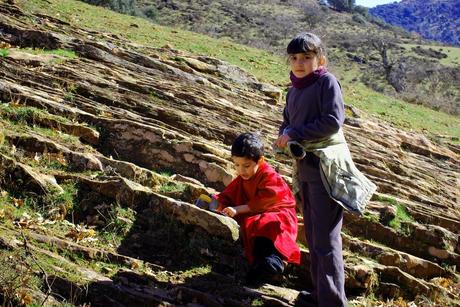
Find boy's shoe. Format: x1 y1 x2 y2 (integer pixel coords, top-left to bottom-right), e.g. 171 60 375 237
295 290 318 307
245 255 285 287
245 269 284 287
262 254 284 275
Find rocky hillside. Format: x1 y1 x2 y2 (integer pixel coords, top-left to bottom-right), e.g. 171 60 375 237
369 0 460 46
0 2 459 306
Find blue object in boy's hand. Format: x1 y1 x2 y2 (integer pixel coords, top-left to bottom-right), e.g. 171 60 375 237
209 197 219 211
194 194 212 209
194 194 221 214
195 198 209 209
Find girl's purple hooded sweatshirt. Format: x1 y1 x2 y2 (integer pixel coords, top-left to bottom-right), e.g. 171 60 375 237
279 70 345 141
279 70 345 181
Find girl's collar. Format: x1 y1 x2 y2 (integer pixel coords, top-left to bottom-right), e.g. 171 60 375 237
290 67 328 89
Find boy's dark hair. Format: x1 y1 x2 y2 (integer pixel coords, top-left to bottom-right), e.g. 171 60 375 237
287 32 325 58
231 132 264 162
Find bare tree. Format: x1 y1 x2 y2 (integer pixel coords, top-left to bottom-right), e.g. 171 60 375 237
297 2 326 29
368 36 406 92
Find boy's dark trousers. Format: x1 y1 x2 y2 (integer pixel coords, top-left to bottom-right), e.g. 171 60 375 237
299 161 346 307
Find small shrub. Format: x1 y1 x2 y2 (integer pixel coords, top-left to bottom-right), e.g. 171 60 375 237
352 14 367 24
142 5 158 21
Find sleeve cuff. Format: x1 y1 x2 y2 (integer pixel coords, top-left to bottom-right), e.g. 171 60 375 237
286 128 299 140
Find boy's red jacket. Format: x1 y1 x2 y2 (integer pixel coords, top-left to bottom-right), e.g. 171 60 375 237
216 161 300 264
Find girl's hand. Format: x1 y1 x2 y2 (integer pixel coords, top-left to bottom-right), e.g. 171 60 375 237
222 207 238 217
275 134 291 148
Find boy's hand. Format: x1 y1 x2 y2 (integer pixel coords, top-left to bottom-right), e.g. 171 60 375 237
222 207 237 217
275 134 291 148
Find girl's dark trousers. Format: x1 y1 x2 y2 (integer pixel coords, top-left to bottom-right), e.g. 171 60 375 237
299 155 346 307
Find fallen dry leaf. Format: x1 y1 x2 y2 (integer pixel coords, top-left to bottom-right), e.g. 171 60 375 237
65 225 97 242
18 290 33 305
14 213 35 229
130 260 140 270
12 198 24 208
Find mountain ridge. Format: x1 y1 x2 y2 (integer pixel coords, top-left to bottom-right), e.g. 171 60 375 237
369 0 460 46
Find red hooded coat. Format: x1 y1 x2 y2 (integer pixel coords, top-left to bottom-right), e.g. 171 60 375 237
216 161 300 264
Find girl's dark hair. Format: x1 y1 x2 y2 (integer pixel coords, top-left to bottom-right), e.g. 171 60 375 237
231 132 264 162
286 32 325 58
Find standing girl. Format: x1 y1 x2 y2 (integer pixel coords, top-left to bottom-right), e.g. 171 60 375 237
275 32 347 306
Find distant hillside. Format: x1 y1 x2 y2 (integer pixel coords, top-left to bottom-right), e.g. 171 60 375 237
79 0 460 116
137 0 328 53
369 0 460 46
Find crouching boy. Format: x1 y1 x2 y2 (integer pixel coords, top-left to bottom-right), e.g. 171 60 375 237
215 132 300 284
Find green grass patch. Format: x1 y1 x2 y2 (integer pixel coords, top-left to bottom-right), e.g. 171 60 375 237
0 48 9 57
362 211 379 223
388 204 414 232
0 104 80 145
179 264 212 278
372 194 399 206
157 170 172 177
100 203 135 235
35 125 81 144
158 181 187 194
27 152 68 172
43 182 78 213
36 251 86 283
343 83 460 142
0 103 45 124
372 194 414 233
251 298 264 306
0 103 70 125
402 43 460 67
0 181 77 222
20 47 78 59
0 191 30 222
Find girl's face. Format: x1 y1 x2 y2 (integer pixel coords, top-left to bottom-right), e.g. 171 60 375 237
289 52 321 78
232 156 261 180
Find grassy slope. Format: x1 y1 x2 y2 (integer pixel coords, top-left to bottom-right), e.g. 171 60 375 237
17 0 460 142
402 43 460 66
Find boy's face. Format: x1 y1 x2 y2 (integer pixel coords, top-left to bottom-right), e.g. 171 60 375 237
289 52 320 78
232 156 261 180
